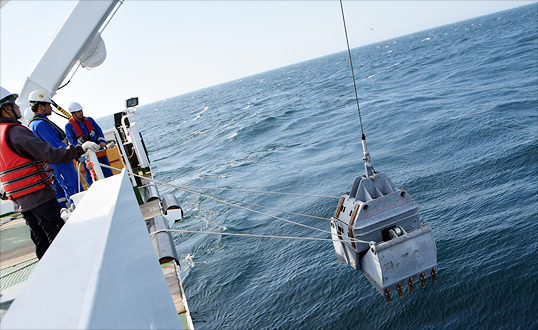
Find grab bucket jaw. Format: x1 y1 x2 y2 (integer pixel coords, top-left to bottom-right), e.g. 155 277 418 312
360 221 437 297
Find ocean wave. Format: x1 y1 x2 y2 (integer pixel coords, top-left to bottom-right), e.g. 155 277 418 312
132 4 538 328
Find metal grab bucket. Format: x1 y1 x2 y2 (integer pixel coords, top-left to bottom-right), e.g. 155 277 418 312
360 221 437 298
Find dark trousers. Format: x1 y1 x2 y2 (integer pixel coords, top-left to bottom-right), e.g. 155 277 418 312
21 198 64 259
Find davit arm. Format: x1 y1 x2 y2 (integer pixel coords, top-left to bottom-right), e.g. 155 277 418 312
18 0 121 125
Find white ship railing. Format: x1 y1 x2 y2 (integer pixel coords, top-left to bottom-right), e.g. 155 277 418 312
0 170 183 329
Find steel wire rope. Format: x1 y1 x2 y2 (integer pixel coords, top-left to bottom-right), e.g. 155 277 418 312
167 185 340 199
178 186 334 237
170 184 414 245
166 183 413 245
152 214 418 244
339 0 365 137
100 164 331 231
99 163 373 244
181 186 332 221
99 163 338 207
150 228 370 244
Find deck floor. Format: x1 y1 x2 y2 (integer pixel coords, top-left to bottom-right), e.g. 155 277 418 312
140 199 162 220
0 199 191 328
1 198 161 273
0 216 36 271
162 262 186 314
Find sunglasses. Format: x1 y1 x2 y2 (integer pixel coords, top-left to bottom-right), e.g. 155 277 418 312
1 95 17 107
1 99 14 109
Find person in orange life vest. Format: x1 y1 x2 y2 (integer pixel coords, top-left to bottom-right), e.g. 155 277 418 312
64 102 113 186
27 90 83 209
0 87 100 259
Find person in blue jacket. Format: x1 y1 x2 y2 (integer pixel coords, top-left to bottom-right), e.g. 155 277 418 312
65 101 112 186
27 90 83 208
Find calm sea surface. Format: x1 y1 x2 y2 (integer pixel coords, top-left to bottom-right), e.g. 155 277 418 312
99 4 537 329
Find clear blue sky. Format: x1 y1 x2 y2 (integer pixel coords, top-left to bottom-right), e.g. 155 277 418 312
1 1 535 121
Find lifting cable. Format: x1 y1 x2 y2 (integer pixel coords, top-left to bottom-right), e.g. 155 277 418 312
339 0 366 139
100 0 124 34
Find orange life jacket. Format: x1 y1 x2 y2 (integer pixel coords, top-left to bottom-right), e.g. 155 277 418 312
69 117 107 157
0 122 54 200
69 117 96 144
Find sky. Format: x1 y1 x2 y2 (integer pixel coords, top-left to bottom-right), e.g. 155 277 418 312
1 1 535 124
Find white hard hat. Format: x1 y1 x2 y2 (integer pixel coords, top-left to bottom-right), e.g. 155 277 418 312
28 90 52 104
0 87 18 103
68 102 83 113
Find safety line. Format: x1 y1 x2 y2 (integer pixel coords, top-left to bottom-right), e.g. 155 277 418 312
182 186 332 221
174 186 333 236
98 163 374 244
101 163 339 199
178 186 341 199
101 163 336 226
76 161 82 194
150 228 374 244
101 164 334 236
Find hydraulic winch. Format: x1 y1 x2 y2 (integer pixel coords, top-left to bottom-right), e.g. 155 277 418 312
331 136 437 302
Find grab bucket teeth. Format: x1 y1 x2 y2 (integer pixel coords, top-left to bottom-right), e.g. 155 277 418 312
360 222 437 298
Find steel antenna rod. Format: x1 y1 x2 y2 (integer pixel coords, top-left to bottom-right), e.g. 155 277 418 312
339 0 373 177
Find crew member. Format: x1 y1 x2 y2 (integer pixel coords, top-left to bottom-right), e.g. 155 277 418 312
27 90 82 208
0 87 100 259
65 101 113 186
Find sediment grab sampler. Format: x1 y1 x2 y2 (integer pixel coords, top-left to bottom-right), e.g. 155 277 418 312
330 136 437 302
334 0 437 302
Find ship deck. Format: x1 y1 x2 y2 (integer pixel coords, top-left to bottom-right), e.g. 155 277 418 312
0 199 190 326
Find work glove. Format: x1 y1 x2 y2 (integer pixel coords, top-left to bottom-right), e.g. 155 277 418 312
61 204 75 222
82 141 100 153
106 140 116 149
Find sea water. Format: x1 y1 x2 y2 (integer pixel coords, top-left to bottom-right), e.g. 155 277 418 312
99 4 537 329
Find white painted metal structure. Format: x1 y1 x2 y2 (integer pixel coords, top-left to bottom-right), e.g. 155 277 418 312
87 150 106 181
0 170 183 329
18 0 120 123
121 110 151 169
